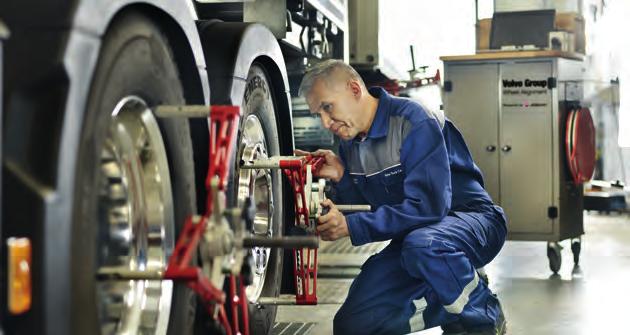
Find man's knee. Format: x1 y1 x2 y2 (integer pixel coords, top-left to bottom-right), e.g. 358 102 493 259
400 228 447 278
400 243 439 279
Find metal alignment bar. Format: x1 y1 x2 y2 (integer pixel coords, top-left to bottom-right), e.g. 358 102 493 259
154 105 211 118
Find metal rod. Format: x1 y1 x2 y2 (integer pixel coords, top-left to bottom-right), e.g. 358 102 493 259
154 105 210 118
336 205 371 212
242 236 319 249
257 295 297 305
409 45 416 71
240 162 280 169
96 267 164 280
257 294 338 305
240 156 303 169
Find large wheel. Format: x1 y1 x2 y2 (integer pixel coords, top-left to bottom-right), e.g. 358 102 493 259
228 64 284 335
71 12 196 335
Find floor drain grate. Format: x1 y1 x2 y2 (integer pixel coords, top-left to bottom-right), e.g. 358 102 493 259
272 322 317 335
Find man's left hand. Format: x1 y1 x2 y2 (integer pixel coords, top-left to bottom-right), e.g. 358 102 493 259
317 199 349 241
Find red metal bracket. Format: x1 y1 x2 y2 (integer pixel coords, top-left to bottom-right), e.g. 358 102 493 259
227 275 250 335
163 105 242 333
206 105 241 215
281 155 325 305
164 216 226 307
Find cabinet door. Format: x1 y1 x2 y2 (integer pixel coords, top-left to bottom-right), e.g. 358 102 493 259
500 61 554 234
443 63 500 203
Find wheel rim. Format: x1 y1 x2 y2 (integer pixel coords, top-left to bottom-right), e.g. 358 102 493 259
237 115 274 302
96 96 174 334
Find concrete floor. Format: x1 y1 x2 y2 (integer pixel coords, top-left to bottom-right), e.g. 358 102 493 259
274 212 630 334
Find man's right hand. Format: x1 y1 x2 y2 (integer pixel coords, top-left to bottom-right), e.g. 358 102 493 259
294 149 345 183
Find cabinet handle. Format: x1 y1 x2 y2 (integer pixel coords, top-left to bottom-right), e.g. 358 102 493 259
486 145 497 152
501 145 512 152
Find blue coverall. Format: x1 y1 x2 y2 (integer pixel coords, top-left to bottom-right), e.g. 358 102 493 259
332 87 508 334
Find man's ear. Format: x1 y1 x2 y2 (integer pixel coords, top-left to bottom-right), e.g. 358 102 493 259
348 80 362 100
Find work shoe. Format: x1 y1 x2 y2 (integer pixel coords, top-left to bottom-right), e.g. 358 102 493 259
441 296 506 335
441 321 466 334
465 298 507 335
441 269 492 334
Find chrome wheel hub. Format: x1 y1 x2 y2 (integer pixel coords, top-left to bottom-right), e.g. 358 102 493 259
237 115 274 302
96 96 174 334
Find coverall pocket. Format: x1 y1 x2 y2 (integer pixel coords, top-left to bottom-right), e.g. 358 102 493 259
381 172 405 203
450 212 488 248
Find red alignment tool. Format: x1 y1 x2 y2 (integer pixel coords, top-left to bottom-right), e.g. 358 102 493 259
163 105 242 334
241 155 370 305
282 155 325 305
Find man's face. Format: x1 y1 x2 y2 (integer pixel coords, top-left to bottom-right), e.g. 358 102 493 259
306 77 364 141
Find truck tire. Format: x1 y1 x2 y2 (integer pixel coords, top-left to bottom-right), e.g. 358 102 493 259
71 11 196 335
228 63 284 335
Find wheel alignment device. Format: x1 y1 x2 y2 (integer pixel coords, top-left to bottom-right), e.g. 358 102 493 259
96 104 363 335
240 156 372 305
241 155 325 305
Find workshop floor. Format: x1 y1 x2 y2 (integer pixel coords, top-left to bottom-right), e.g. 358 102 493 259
273 212 630 335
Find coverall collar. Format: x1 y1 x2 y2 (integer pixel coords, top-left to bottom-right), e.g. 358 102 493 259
361 86 390 141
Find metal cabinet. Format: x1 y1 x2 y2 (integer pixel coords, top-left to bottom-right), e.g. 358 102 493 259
500 61 555 236
442 52 585 247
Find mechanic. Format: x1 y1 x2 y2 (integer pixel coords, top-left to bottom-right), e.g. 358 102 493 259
296 59 508 335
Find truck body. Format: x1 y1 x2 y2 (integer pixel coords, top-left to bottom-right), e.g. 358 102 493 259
0 1 346 334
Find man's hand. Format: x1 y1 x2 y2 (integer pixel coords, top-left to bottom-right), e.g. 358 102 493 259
317 199 349 241
294 149 345 182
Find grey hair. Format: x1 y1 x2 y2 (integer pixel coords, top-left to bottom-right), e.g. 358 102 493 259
298 59 365 97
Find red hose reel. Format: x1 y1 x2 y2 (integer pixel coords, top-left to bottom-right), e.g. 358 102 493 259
565 107 596 184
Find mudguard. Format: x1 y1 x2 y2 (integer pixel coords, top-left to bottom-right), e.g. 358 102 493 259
190 21 295 213
1 2 208 334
